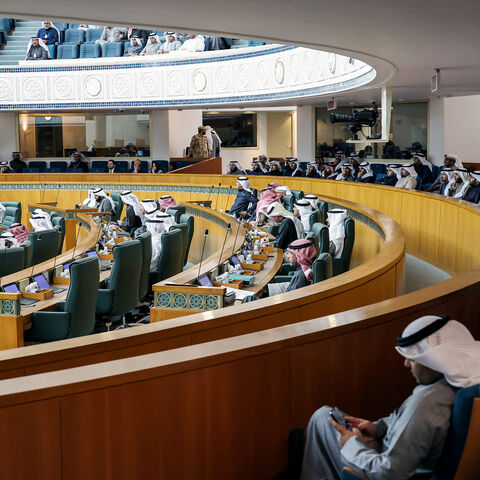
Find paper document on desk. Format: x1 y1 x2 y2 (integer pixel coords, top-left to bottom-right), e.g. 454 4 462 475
225 287 255 301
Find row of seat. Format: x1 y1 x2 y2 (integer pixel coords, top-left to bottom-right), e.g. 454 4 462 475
27 208 195 342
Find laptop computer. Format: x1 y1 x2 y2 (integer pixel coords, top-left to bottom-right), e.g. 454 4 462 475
230 255 241 267
3 283 38 306
197 274 213 287
33 273 67 294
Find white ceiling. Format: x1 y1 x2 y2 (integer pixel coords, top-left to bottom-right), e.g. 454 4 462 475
2 0 479 106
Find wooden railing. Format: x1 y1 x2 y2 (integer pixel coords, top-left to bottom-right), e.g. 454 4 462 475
0 178 403 378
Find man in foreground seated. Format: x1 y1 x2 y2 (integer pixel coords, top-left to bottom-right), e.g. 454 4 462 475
268 238 317 296
301 315 480 480
229 176 258 220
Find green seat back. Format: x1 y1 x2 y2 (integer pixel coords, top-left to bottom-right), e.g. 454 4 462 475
137 231 152 301
291 190 304 201
0 247 25 276
149 229 184 286
171 223 189 267
308 210 322 231
317 201 328 223
21 240 32 268
29 229 60 266
110 192 124 222
1 201 21 228
310 222 330 254
65 256 100 337
179 213 195 266
107 240 142 316
51 215 65 255
332 217 355 276
166 206 186 223
281 195 295 212
312 252 332 283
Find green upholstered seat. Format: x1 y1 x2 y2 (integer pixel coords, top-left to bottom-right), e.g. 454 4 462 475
0 201 21 228
308 210 322 231
96 240 142 317
317 201 328 223
291 190 304 201
332 217 355 276
110 192 124 222
51 215 65 255
310 222 330 254
20 240 32 268
281 195 295 212
136 232 152 301
0 247 25 276
149 229 184 286
28 257 99 342
29 229 61 266
179 213 195 266
312 252 332 283
166 206 186 223
170 224 189 268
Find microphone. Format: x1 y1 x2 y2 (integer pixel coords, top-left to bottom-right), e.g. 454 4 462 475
206 185 214 204
196 229 209 283
54 184 61 206
214 182 221 211
70 217 83 263
30 234 41 281
231 219 242 256
217 223 231 270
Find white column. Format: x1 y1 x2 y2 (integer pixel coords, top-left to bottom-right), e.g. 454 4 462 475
444 95 480 165
428 95 445 166
0 112 18 160
150 110 170 160
168 109 203 157
296 106 314 162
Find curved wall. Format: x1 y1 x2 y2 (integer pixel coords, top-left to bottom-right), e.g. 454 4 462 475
0 45 375 110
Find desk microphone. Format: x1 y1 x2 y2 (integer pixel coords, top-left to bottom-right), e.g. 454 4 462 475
54 184 61 206
217 223 231 270
206 185 215 204
30 234 42 281
231 220 242 256
196 229 209 283
214 182 221 211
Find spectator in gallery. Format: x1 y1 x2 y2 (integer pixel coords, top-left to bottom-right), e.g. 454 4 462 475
68 151 89 172
126 143 137 156
395 165 418 190
160 32 182 53
179 34 205 52
356 162 375 183
130 158 143 173
375 165 400 187
115 147 130 157
37 21 59 45
127 28 148 45
9 152 27 173
96 26 127 52
107 159 117 173
140 34 162 56
124 36 143 56
462 171 480 204
25 37 48 60
189 126 210 158
0 161 13 173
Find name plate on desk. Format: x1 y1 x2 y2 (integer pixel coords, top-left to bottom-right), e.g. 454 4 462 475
153 285 226 313
23 289 54 301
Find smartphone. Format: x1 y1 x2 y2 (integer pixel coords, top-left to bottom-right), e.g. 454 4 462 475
329 407 351 430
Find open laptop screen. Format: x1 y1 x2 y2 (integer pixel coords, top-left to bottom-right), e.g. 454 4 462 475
198 275 213 287
230 255 241 266
3 283 20 294
33 273 50 290
86 250 100 260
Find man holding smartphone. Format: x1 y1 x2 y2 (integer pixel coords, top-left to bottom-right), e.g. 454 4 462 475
300 315 480 480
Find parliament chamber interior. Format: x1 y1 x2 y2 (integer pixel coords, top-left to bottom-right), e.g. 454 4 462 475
0 2 479 479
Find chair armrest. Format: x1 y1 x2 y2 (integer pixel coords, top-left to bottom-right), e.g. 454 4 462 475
57 301 66 312
30 311 71 342
96 289 114 314
272 275 293 283
341 467 368 480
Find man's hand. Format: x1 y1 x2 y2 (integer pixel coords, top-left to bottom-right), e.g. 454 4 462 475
328 418 360 448
344 416 377 443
